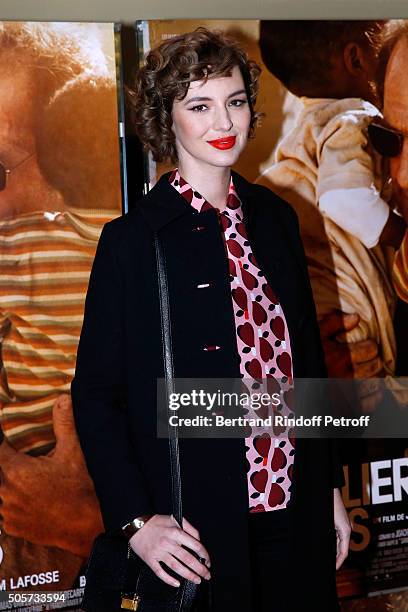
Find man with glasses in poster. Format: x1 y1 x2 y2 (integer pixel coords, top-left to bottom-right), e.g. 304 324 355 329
365 22 408 393
370 23 408 306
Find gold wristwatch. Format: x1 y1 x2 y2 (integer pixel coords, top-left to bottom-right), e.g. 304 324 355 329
122 515 152 540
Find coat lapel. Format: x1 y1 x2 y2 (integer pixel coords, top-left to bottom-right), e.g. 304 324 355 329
136 172 193 231
137 170 310 352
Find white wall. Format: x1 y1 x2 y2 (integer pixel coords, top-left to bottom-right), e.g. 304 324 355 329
0 0 407 22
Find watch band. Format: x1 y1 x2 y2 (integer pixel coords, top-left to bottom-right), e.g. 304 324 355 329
122 515 151 540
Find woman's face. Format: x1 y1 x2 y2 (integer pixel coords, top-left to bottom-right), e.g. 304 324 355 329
171 65 251 172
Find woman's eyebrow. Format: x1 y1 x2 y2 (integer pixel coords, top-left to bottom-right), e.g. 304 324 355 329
184 96 212 105
227 89 247 98
183 89 248 105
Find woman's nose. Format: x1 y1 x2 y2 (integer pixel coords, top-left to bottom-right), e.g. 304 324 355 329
213 106 233 132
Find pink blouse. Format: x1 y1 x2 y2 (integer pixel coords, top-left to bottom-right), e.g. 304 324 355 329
169 169 295 512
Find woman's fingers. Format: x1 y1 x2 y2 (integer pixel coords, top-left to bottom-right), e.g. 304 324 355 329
161 552 203 585
169 526 210 564
335 528 350 570
182 516 200 540
150 559 180 588
168 515 210 566
131 514 212 587
166 540 211 580
333 488 351 571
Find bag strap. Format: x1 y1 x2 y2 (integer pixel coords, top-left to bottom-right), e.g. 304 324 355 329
154 233 183 527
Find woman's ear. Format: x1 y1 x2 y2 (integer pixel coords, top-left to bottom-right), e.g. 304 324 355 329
343 42 365 77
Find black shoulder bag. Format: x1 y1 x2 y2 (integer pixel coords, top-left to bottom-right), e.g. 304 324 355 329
80 234 207 611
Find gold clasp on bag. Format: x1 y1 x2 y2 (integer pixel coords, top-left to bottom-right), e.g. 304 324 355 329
121 543 141 609
121 593 141 610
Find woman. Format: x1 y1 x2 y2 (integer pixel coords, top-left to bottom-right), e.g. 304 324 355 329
71 27 350 612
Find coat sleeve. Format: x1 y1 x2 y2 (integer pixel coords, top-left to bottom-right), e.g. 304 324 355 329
71 222 152 534
330 438 345 488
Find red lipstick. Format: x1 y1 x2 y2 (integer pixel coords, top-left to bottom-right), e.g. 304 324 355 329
207 136 236 150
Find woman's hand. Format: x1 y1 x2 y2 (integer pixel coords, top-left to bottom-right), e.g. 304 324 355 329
129 514 211 587
333 488 351 570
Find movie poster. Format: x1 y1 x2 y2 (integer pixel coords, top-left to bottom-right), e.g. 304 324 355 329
0 21 122 610
339 451 408 601
1 16 407 612
136 19 408 610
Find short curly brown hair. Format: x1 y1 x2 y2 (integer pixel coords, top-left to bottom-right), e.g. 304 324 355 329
128 27 261 164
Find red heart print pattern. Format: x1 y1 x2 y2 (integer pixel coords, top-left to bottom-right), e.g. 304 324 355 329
238 322 255 347
253 433 271 458
169 169 295 514
250 469 268 492
271 447 287 471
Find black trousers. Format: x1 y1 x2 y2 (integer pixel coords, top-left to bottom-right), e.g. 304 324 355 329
248 507 292 612
193 507 292 612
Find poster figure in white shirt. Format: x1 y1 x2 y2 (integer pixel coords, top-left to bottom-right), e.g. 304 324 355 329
257 20 407 405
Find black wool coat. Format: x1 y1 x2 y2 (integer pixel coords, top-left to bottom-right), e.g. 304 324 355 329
71 171 345 612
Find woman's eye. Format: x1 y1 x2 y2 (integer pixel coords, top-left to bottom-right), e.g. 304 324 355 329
190 104 208 113
229 99 247 107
